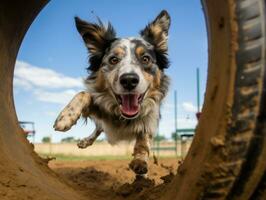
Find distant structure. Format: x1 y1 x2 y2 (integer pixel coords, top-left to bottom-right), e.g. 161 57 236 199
19 121 36 143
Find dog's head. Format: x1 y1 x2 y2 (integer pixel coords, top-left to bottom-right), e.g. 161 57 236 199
75 10 170 119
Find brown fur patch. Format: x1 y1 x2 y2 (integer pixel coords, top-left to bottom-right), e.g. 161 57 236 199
150 24 163 39
135 46 145 57
133 134 150 157
143 70 161 89
153 70 161 88
94 69 107 91
113 47 126 57
143 71 154 83
84 28 108 55
143 70 163 103
149 25 168 53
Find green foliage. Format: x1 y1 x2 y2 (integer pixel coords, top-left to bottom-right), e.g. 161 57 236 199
39 154 131 161
42 136 51 143
61 137 78 143
39 154 179 161
154 134 166 141
171 132 180 141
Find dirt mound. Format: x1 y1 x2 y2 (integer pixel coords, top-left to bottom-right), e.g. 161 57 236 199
49 158 179 200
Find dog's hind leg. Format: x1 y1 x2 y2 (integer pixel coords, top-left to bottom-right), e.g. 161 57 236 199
129 133 151 175
77 123 102 149
53 91 91 132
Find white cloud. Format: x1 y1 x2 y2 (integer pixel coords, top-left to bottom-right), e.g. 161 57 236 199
34 89 78 105
13 60 85 105
13 78 32 90
14 60 84 89
182 102 198 113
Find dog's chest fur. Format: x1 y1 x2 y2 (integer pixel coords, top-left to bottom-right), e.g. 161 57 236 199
88 100 160 144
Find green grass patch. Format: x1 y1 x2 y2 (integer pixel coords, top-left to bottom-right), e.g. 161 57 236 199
39 153 181 161
39 153 132 161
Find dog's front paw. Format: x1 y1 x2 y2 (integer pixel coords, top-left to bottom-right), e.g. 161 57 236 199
53 111 79 132
77 138 94 149
129 159 148 175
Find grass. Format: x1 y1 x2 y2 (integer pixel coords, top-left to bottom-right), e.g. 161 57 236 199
39 153 132 161
39 153 181 161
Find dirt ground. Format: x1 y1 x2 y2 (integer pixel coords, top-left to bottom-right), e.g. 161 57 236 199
49 157 181 200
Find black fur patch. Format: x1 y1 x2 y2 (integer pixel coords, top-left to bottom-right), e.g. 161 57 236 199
75 17 117 72
154 49 170 70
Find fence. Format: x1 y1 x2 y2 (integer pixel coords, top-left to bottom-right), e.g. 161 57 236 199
34 140 193 157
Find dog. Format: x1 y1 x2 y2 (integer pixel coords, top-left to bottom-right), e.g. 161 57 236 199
53 10 170 175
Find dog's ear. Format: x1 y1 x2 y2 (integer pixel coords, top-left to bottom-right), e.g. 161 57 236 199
140 10 170 53
75 16 116 55
75 17 116 71
140 10 170 69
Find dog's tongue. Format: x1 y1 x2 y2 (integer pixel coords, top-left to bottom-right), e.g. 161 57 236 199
120 94 139 117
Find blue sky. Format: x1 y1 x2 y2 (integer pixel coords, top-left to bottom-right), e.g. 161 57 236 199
14 0 208 143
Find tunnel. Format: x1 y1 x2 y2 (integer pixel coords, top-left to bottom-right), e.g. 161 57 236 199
0 0 266 199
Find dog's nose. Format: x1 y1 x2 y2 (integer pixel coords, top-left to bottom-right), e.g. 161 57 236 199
119 73 139 91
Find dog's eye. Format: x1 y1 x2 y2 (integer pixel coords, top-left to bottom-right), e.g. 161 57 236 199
109 56 120 65
141 55 150 65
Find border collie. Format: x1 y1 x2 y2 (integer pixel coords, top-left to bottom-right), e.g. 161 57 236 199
54 10 170 175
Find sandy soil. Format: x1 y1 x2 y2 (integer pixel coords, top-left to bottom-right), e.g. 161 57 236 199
49 157 181 200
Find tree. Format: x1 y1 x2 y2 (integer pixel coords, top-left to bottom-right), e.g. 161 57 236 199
61 137 77 143
154 134 166 142
42 136 51 143
171 132 180 141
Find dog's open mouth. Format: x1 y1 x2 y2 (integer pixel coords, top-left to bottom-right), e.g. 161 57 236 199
116 93 144 119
